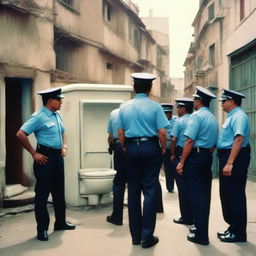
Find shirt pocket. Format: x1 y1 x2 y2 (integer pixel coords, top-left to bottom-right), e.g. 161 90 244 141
45 122 56 129
222 119 230 129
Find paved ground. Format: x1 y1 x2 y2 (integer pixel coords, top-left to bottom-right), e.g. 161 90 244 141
0 177 256 256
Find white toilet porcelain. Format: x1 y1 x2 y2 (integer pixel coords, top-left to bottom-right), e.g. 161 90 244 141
79 168 116 195
60 83 132 206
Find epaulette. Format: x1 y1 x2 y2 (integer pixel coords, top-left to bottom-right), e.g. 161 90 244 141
31 111 40 117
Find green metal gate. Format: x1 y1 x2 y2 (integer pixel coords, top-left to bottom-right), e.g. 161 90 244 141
229 40 256 179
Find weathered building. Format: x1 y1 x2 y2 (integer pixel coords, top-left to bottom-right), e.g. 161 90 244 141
141 14 173 102
184 0 256 178
0 0 171 206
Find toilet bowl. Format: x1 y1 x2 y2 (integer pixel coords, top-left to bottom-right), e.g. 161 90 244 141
78 168 116 195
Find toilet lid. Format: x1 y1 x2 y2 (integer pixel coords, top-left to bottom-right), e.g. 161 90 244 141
79 168 116 179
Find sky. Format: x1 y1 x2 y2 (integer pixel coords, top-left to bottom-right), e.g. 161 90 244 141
132 0 199 77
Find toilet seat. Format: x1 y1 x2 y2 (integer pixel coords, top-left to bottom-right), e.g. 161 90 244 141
79 168 116 179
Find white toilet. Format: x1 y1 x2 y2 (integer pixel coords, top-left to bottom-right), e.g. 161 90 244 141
60 83 132 206
78 168 116 205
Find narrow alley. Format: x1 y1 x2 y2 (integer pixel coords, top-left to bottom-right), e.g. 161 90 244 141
1 178 256 256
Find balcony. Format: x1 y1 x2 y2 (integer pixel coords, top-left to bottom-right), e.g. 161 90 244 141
0 0 53 20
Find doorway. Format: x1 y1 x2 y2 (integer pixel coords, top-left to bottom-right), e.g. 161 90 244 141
5 78 33 186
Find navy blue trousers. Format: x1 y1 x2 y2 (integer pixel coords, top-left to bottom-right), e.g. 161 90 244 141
34 150 66 231
175 147 193 222
125 140 162 241
156 179 164 212
184 150 212 242
163 149 175 191
111 143 126 221
218 146 250 239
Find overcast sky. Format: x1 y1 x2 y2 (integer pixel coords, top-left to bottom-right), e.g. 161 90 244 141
133 0 199 77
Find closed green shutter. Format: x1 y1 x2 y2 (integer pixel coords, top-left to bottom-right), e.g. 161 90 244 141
230 41 256 179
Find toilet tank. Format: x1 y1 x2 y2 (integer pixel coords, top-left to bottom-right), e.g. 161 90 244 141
80 100 122 169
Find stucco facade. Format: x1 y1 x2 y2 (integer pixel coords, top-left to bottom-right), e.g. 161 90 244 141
0 0 170 207
184 0 256 177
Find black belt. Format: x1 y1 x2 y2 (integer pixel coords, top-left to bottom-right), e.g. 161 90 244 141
113 138 120 144
218 144 251 154
191 147 210 153
125 136 159 143
37 144 61 154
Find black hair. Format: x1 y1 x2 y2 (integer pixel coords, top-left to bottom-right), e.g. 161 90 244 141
232 98 242 106
185 105 193 114
201 98 210 107
133 81 152 93
42 96 50 106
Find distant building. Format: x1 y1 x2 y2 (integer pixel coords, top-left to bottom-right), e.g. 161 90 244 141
184 0 256 178
141 11 174 103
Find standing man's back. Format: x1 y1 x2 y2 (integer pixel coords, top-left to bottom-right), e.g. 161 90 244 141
106 107 126 226
118 72 169 249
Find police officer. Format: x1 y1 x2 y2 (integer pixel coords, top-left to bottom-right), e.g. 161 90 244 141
16 88 75 241
118 73 169 248
106 108 126 225
217 89 250 243
161 103 175 193
177 86 218 245
171 98 194 226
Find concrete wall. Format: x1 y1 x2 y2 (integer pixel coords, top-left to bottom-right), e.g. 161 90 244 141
0 6 54 71
184 0 256 125
0 0 171 206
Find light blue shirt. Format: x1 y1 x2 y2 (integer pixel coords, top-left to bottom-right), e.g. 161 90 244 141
217 107 250 149
118 93 169 137
166 118 175 148
21 106 65 149
107 108 120 139
171 114 191 147
184 107 218 148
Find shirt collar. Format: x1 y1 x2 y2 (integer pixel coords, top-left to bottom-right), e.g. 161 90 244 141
197 106 208 112
42 106 56 116
227 106 240 117
134 93 147 99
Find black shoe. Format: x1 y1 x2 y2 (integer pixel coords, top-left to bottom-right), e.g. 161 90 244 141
189 225 197 234
187 234 209 245
106 216 123 225
217 230 230 239
132 239 141 245
141 236 159 248
156 208 164 213
54 221 76 231
37 230 48 241
173 217 193 225
219 232 246 243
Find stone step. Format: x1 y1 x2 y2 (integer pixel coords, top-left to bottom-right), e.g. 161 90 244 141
3 187 35 208
4 184 29 198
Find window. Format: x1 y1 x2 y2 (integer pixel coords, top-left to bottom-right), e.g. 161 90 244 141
103 1 112 22
106 62 113 70
60 0 74 8
58 0 79 12
218 0 222 8
209 44 215 67
128 20 141 52
54 35 78 73
240 0 245 21
62 0 73 6
208 3 215 21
